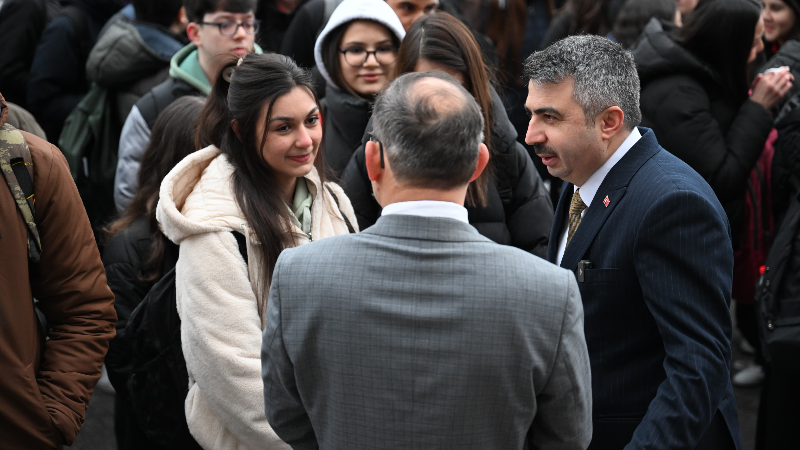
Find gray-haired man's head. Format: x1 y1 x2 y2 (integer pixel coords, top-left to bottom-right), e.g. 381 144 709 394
523 35 641 186
370 71 485 191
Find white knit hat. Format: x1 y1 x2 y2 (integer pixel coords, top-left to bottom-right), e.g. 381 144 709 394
314 0 406 89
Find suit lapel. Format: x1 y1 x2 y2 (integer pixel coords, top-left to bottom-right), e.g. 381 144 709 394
548 182 573 263
558 127 662 271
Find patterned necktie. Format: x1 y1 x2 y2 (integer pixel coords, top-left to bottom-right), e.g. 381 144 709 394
567 189 587 246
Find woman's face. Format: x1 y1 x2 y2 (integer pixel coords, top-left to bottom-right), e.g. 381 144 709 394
749 17 767 64
256 86 322 188
413 58 466 87
338 20 397 97
763 0 797 44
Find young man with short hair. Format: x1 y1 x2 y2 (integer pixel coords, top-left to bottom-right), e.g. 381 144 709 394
115 0 259 212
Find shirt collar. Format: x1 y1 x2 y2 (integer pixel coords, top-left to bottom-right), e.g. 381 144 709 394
381 200 469 224
574 127 641 206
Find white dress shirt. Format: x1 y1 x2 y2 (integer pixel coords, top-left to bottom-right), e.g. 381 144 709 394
556 128 641 266
382 200 469 224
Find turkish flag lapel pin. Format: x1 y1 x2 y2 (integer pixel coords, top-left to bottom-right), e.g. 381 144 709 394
603 195 610 207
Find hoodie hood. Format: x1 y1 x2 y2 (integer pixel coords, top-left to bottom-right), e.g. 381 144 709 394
631 18 721 87
169 42 264 96
87 18 185 86
314 0 405 89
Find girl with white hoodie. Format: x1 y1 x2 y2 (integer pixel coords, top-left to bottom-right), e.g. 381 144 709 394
156 53 358 450
314 0 405 177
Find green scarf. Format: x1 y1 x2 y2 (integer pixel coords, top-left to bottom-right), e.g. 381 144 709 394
290 178 313 234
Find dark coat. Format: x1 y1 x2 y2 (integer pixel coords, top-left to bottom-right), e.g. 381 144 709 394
27 0 122 140
256 0 309 53
320 85 372 179
549 128 742 450
339 89 553 258
101 216 179 449
0 0 50 108
631 19 774 240
759 40 800 113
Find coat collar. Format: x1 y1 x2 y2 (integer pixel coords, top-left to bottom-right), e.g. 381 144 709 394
548 127 662 269
362 214 492 244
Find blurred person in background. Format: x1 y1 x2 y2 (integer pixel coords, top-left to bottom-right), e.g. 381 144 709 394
255 0 309 52
759 0 800 109
27 0 124 141
539 0 624 49
609 0 679 48
341 12 553 257
103 96 206 450
314 0 404 177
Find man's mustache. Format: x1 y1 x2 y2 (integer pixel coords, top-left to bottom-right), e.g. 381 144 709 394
533 144 558 158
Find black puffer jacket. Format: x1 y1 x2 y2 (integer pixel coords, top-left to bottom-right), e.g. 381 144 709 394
102 216 179 448
321 85 372 178
340 88 553 257
631 19 773 238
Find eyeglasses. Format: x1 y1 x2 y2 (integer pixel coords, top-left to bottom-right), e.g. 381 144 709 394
339 46 398 67
200 19 261 36
367 132 385 169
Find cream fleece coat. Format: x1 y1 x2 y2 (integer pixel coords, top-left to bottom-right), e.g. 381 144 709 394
156 146 358 450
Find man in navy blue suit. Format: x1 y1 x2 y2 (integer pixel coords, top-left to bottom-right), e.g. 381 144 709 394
524 35 742 450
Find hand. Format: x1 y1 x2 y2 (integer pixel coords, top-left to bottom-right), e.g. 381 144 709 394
751 66 794 110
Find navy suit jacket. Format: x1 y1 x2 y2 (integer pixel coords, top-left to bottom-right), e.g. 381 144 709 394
548 128 743 450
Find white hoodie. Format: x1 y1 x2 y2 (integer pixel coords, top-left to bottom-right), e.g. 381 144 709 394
314 0 406 89
156 146 358 450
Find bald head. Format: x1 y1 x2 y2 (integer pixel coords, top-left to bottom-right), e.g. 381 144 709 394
371 71 485 190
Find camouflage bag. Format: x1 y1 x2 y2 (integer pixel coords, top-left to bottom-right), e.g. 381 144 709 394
0 123 41 262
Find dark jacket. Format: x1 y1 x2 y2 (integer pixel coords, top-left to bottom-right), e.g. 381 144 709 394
631 19 774 239
320 85 372 178
340 88 553 258
548 128 742 450
0 0 50 108
257 0 310 53
0 93 116 449
86 16 186 130
27 0 123 140
102 216 179 449
759 39 800 113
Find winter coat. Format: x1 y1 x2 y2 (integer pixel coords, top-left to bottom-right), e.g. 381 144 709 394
0 0 50 108
320 85 372 178
340 88 553 258
631 19 774 239
0 92 116 449
27 0 123 140
156 146 357 450
759 40 800 113
256 0 310 53
86 16 186 131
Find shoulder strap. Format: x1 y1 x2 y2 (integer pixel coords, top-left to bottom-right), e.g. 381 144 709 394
232 231 249 265
0 124 41 262
325 185 355 233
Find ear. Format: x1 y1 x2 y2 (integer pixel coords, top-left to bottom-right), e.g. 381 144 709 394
597 106 625 141
365 140 383 181
187 22 202 46
469 143 490 182
232 120 242 142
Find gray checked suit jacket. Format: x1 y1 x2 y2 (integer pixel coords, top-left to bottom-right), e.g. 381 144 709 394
262 214 592 450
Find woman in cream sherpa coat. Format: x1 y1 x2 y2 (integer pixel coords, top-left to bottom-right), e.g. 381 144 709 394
156 54 357 450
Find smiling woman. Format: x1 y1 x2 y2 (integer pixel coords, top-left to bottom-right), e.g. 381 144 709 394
154 53 358 450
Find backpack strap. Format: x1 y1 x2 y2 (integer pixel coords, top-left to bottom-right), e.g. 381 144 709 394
232 231 249 265
325 185 355 233
1 124 41 263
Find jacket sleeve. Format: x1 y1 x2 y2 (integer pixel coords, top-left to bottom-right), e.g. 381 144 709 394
650 79 774 204
26 16 86 129
262 250 318 449
28 137 117 446
115 105 150 212
339 143 381 230
505 143 553 258
529 272 593 450
176 231 289 450
626 189 734 450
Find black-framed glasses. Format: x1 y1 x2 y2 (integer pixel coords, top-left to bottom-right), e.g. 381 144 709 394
199 19 261 36
339 46 398 67
367 132 385 169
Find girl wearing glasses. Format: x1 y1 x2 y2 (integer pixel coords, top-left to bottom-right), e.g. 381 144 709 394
314 0 405 177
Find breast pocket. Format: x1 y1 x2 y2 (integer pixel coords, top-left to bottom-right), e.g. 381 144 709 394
582 268 618 284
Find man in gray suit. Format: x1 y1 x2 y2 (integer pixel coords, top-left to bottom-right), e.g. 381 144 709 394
261 71 592 450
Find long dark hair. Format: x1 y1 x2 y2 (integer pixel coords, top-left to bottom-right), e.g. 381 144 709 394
105 96 207 282
612 0 677 48
321 19 402 99
394 12 492 207
198 53 324 317
674 0 762 101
